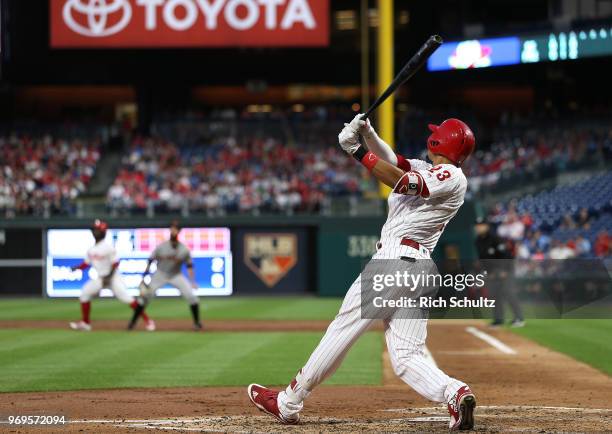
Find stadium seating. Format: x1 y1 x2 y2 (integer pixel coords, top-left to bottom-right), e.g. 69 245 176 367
107 135 374 215
516 172 612 233
460 121 611 196
490 172 612 258
0 134 101 216
3 109 611 218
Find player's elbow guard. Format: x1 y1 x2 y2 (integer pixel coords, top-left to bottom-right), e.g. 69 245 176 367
393 171 430 198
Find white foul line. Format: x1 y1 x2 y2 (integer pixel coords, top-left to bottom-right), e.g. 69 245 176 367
465 326 517 355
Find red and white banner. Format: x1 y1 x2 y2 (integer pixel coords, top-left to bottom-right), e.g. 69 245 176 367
50 0 329 48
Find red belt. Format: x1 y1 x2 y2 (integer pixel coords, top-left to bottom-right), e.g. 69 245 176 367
376 238 428 255
400 238 429 254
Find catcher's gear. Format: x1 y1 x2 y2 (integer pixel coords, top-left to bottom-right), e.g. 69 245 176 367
427 118 475 166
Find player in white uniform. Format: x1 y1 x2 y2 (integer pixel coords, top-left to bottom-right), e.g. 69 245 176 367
128 221 202 330
248 116 477 430
69 220 156 332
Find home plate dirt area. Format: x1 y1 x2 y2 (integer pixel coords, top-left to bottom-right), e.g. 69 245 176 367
2 320 611 433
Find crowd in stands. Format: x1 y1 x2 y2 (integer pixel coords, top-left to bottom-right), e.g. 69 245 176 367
2 107 611 217
485 172 612 259
126 107 612 212
156 106 612 198
0 134 100 216
107 136 374 215
446 113 611 195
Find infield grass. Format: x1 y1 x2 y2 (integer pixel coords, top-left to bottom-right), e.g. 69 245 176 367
511 319 612 375
0 329 382 392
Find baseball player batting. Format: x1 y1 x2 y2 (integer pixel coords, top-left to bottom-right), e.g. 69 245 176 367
69 220 156 332
248 116 477 430
128 221 202 330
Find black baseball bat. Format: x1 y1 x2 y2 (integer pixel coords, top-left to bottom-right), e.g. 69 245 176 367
362 35 443 119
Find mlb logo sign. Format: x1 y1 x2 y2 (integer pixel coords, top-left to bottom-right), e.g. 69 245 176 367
50 0 330 48
244 233 297 287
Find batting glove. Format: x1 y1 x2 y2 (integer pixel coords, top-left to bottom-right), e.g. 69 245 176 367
348 113 375 139
338 124 361 154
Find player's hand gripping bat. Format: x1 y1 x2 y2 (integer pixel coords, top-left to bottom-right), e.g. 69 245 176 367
362 35 443 120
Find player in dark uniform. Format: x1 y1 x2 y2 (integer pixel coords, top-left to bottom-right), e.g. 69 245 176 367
128 221 202 330
474 217 524 327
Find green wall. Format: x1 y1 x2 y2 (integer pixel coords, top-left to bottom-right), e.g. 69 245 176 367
1 201 476 297
315 201 476 296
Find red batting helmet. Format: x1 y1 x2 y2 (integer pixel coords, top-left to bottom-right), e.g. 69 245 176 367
427 118 475 166
92 219 108 235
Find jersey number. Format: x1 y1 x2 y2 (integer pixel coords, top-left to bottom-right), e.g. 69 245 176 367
428 166 451 181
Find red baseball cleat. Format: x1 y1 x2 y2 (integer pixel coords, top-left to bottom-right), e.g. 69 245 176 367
447 385 476 430
247 384 299 425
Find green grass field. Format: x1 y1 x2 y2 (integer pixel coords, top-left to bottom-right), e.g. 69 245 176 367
0 297 342 321
0 298 609 393
0 297 383 393
511 319 612 375
0 329 381 392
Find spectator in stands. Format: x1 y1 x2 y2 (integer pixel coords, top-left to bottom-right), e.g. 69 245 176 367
560 213 577 230
497 210 525 241
533 230 551 252
594 230 610 258
574 235 592 258
577 208 591 229
548 240 576 260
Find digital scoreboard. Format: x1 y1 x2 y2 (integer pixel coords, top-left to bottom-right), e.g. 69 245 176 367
428 25 612 71
521 27 612 63
46 227 232 297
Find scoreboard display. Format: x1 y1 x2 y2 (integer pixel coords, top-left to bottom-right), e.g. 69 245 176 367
46 227 232 298
428 25 612 71
521 27 612 63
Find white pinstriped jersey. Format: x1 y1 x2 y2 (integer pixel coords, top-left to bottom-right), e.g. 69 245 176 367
85 241 118 277
275 158 470 421
380 159 468 253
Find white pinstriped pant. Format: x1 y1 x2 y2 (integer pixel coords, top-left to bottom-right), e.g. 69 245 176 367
278 242 465 417
80 273 134 304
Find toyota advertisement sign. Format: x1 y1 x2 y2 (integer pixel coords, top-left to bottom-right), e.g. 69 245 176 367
50 0 329 48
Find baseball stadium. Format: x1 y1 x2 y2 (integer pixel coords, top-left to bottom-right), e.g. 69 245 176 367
0 1 611 432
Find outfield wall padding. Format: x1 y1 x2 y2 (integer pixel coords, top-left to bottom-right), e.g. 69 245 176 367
0 201 477 297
